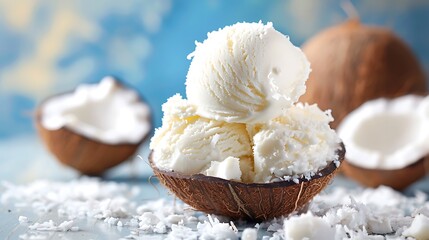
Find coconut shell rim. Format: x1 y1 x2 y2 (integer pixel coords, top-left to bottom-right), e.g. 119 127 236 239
343 156 429 172
342 156 429 190
150 142 345 188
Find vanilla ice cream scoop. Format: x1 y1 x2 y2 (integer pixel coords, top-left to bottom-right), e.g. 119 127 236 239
186 22 310 124
149 22 342 220
150 94 253 179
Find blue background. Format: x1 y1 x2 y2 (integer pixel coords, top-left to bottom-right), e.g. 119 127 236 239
0 0 428 138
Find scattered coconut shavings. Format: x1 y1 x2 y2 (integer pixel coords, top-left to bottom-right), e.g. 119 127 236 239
196 215 239 239
284 212 335 239
154 221 168 234
28 220 78 232
1 177 138 219
167 224 198 240
105 216 119 226
402 214 429 239
334 159 340 168
241 228 258 240
2 177 429 239
275 168 334 184
282 186 429 240
19 215 29 224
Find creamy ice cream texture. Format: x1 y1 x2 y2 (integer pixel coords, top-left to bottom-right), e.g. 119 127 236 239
252 103 341 182
150 94 253 180
186 22 310 124
150 22 340 183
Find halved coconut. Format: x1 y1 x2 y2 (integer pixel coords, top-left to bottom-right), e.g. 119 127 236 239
338 95 429 190
36 76 152 175
300 20 427 129
150 143 344 221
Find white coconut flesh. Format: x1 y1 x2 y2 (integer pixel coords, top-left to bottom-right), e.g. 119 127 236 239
41 76 151 145
338 95 429 170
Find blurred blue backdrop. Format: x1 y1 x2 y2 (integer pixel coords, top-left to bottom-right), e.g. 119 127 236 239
1 0 429 138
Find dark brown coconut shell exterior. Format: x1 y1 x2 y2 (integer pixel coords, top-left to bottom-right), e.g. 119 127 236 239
342 157 429 191
35 82 151 176
300 19 427 129
150 143 345 221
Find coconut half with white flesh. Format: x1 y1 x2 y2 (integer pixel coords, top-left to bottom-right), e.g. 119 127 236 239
36 76 152 175
338 94 429 190
300 20 427 129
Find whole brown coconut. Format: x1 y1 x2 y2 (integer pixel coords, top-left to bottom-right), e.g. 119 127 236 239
300 19 427 129
151 143 345 221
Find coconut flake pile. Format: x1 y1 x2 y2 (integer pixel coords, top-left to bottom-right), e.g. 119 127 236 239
2 178 429 239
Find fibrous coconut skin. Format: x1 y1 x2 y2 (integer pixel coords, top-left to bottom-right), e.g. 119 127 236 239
36 117 144 175
342 157 429 191
35 79 152 175
150 143 344 221
300 19 427 129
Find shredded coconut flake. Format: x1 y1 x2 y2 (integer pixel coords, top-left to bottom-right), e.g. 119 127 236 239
197 215 238 240
402 214 429 239
242 228 258 240
2 177 429 239
18 215 29 224
28 220 78 232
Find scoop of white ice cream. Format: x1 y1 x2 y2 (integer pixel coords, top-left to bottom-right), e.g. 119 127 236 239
150 94 253 179
251 103 341 183
186 22 310 124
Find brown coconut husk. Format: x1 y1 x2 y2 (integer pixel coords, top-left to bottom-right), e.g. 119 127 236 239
341 157 429 191
36 119 142 175
300 19 427 129
150 143 345 221
35 83 151 176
